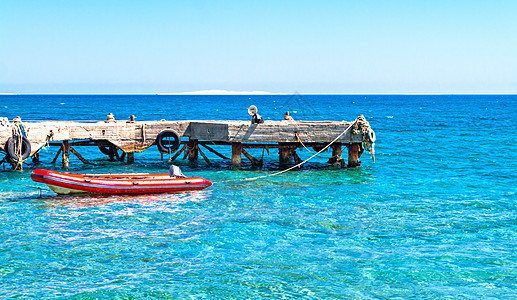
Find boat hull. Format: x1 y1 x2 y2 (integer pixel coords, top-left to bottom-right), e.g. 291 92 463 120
31 169 212 195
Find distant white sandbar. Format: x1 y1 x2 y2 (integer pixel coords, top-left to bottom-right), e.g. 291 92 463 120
158 90 287 95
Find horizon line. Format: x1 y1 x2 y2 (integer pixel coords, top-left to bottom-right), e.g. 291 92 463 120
2 92 517 96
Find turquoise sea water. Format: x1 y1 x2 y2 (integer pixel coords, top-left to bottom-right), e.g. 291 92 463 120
0 95 516 298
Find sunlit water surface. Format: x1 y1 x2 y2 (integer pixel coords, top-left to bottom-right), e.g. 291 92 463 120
0 95 516 298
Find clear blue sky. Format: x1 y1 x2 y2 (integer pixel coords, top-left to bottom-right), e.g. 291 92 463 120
1 0 517 94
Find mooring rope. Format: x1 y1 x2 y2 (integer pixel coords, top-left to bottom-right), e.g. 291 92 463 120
212 126 350 184
10 123 24 168
0 179 45 197
294 132 332 159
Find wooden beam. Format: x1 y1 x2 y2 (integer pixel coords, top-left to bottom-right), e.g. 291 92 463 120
169 144 185 162
198 141 231 146
199 143 229 159
243 144 298 149
51 148 62 164
197 146 212 165
241 148 262 167
231 142 242 167
70 146 93 165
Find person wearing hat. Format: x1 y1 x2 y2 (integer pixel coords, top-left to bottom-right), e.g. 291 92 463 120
284 111 294 121
248 105 264 124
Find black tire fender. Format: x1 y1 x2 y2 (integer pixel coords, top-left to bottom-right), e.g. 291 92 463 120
156 130 181 154
6 135 31 161
368 129 376 143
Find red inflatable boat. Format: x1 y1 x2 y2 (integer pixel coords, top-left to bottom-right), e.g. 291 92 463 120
31 169 212 195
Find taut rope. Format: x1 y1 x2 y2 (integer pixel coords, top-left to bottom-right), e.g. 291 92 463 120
212 126 350 184
0 179 45 197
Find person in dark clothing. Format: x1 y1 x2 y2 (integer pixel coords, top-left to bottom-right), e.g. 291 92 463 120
251 113 264 124
248 105 264 124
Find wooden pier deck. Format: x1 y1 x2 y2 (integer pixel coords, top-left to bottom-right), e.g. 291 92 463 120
0 115 375 169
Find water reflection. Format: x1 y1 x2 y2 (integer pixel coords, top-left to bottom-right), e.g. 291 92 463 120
40 190 213 208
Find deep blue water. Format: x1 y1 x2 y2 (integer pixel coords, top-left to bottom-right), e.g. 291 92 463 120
0 95 516 298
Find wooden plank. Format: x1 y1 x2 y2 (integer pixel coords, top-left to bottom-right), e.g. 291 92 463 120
187 122 229 140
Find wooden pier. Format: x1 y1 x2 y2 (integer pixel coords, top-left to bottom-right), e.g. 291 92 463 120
0 115 376 170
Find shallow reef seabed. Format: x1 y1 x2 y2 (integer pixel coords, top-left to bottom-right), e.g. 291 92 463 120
0 94 516 298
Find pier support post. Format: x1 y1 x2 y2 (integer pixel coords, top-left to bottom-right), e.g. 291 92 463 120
232 142 242 167
62 141 70 168
31 152 40 164
291 149 302 165
329 143 345 167
347 143 362 168
187 140 198 162
127 152 134 163
279 146 290 165
108 145 117 161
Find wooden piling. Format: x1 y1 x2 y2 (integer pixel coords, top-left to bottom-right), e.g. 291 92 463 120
62 141 70 168
108 145 117 161
330 143 345 167
347 143 362 168
127 152 134 163
232 142 242 167
31 152 40 164
187 140 198 162
291 149 302 165
279 145 291 165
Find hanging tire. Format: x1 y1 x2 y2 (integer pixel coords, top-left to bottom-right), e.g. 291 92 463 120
156 130 181 154
6 135 31 161
368 129 376 143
